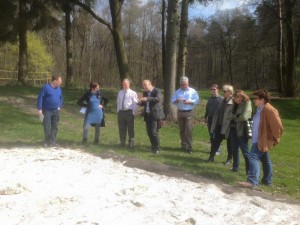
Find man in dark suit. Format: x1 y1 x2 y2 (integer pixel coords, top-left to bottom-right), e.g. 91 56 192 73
139 80 165 154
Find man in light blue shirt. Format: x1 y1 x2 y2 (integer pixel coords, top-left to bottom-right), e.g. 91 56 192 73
171 76 199 153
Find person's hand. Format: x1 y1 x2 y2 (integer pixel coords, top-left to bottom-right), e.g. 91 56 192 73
58 107 61 111
183 99 192 104
140 97 147 102
38 110 43 115
99 105 103 109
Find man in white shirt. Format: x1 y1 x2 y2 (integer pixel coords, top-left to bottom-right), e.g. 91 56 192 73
117 79 138 148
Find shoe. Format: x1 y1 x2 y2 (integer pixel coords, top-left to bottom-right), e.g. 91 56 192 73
128 140 134 149
49 142 59 148
206 157 214 163
119 143 125 148
215 151 221 155
82 138 88 145
186 148 193 154
238 181 258 189
223 160 232 165
93 139 99 145
261 180 272 186
231 168 238 172
43 143 48 148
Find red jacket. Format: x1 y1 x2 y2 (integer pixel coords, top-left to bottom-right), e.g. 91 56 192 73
258 103 283 152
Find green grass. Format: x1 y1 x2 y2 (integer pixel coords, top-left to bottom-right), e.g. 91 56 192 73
0 86 299 200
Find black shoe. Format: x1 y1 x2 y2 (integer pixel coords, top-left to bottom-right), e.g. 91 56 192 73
186 149 192 154
206 157 214 163
93 139 99 145
82 138 88 145
231 168 238 172
119 143 126 148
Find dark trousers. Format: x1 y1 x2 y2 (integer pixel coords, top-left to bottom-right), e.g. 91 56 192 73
145 113 160 150
118 110 134 145
210 125 232 160
43 109 59 145
229 127 250 173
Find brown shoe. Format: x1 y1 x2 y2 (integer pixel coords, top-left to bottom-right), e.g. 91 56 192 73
238 182 258 189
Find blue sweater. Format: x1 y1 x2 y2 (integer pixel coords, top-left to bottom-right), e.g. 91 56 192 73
37 83 63 110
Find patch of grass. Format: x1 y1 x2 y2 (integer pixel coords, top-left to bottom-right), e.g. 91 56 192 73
0 86 299 200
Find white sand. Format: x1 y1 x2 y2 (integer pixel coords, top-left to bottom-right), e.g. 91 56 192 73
0 147 299 225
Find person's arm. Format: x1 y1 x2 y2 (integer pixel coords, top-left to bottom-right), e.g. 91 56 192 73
184 90 199 105
204 100 209 119
147 88 162 102
235 101 252 122
59 89 63 110
171 91 178 104
37 86 45 115
77 92 88 107
268 107 283 145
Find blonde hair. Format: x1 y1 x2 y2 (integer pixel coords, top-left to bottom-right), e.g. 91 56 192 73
233 90 250 102
223 84 234 94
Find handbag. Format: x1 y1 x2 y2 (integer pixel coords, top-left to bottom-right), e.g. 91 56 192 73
245 118 253 138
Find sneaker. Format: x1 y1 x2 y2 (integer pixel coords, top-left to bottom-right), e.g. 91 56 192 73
238 181 258 190
223 160 232 165
43 143 48 148
215 151 221 155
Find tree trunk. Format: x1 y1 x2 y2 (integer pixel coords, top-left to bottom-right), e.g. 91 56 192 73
162 0 166 81
284 0 296 97
18 0 28 86
163 0 179 121
109 0 130 84
64 3 74 88
276 0 284 93
176 0 189 88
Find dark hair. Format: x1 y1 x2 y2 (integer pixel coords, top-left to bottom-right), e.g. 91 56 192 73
51 75 61 82
211 84 219 89
253 89 271 103
89 81 99 90
233 90 250 102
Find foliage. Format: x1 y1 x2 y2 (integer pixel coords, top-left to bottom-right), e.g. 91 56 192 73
0 32 53 72
0 86 299 200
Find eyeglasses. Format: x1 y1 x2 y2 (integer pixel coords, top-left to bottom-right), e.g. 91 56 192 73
211 88 217 91
223 90 228 93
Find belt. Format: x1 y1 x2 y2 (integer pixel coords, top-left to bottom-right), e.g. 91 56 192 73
178 109 192 112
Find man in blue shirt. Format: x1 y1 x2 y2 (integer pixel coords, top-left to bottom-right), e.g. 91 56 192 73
171 76 199 153
37 75 63 147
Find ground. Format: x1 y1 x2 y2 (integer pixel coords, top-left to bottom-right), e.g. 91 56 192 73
0 147 299 225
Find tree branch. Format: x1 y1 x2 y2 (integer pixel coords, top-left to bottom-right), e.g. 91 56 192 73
70 0 113 33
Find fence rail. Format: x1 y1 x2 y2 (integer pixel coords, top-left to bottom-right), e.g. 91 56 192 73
0 70 51 86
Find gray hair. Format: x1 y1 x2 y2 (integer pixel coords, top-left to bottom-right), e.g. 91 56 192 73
223 84 234 94
180 76 189 84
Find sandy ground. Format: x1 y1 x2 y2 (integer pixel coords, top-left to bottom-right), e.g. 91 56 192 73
0 147 299 225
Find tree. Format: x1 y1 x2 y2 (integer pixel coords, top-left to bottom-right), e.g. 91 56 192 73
164 0 179 121
0 0 59 85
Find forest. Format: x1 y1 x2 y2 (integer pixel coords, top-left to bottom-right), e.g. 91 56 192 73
0 0 299 119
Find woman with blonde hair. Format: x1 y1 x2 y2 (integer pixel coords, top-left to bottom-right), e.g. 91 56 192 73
227 90 252 174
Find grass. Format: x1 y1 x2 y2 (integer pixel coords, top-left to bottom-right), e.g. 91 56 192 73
0 86 299 200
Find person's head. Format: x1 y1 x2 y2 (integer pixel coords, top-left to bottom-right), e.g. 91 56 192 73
122 78 130 90
51 75 62 87
210 84 219 96
252 89 270 107
89 80 99 91
180 76 189 90
222 84 234 99
142 80 153 92
233 90 249 104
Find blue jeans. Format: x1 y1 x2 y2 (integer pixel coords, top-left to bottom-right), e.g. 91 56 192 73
43 109 60 145
247 143 272 185
230 128 249 173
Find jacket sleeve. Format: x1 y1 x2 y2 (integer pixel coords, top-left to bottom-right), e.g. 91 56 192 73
99 91 109 106
77 92 88 107
235 101 252 122
267 107 283 145
147 88 162 102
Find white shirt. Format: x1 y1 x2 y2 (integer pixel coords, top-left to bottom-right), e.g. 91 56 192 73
117 88 138 115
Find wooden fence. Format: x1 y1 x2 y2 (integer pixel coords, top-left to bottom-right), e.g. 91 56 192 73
0 70 51 86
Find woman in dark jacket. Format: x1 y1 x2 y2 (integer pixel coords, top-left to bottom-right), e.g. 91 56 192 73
77 81 108 144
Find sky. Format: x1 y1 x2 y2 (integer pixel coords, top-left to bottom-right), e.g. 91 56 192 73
189 0 252 19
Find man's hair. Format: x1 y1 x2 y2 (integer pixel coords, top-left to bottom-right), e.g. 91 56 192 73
180 76 189 84
233 90 250 102
51 75 61 82
123 78 130 84
223 84 234 94
211 84 219 89
253 89 271 103
89 80 99 90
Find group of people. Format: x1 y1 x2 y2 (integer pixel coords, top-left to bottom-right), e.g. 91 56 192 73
37 75 283 188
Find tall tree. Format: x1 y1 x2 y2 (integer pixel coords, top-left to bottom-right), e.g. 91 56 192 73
164 0 179 121
71 0 130 83
0 0 59 85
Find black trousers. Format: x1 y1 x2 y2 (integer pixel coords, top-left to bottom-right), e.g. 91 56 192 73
118 110 134 145
210 125 232 160
145 113 160 150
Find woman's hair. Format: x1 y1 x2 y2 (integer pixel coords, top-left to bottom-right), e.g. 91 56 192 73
233 90 250 102
253 89 271 103
222 84 234 94
89 81 99 90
